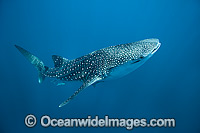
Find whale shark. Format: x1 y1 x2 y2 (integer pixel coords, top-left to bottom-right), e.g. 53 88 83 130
15 38 161 107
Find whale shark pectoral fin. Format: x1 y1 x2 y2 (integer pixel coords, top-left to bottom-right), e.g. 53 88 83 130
58 76 102 107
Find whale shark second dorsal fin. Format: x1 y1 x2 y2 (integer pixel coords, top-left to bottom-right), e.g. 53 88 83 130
52 55 69 68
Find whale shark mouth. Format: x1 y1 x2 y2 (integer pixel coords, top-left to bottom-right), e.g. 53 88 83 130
151 42 161 55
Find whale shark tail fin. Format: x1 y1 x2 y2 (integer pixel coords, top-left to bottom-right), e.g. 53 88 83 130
15 45 48 83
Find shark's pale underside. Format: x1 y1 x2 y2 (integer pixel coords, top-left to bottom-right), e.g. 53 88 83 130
15 38 161 107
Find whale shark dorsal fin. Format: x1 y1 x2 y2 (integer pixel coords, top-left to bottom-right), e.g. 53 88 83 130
52 55 69 68
58 76 102 107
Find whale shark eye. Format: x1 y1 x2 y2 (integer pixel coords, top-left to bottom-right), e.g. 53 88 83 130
140 56 144 59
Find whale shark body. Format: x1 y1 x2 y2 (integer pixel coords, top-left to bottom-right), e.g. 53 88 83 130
15 38 161 107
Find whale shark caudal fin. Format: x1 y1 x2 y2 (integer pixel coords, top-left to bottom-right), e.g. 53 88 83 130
15 45 48 83
59 76 102 107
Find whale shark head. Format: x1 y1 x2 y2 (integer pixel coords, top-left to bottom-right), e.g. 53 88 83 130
130 38 161 60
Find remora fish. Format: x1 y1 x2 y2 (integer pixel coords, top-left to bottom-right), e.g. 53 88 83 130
15 38 161 107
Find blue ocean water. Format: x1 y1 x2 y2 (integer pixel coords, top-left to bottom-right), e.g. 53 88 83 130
0 0 200 132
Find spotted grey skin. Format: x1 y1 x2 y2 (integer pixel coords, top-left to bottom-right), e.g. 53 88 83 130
15 38 161 107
